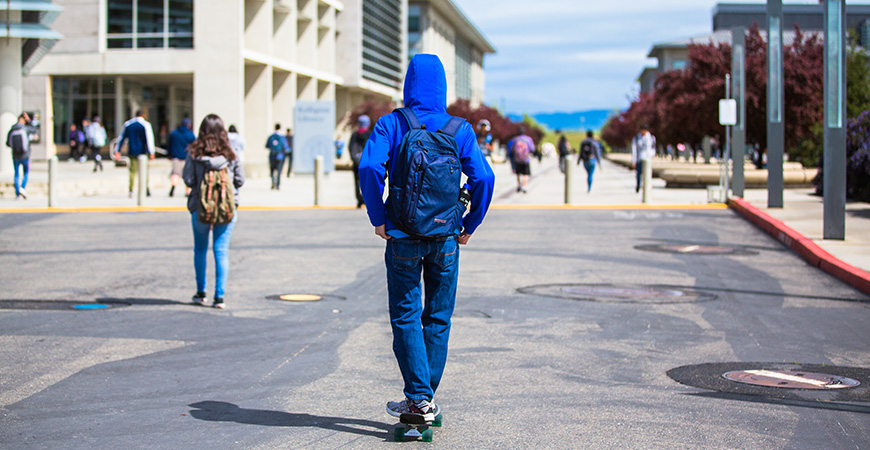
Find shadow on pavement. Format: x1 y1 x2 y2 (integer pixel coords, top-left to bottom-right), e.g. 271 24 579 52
685 392 870 415
96 297 188 306
188 401 391 439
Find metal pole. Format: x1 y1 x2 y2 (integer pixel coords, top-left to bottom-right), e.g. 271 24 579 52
137 154 146 206
724 74 731 198
564 156 573 205
824 0 846 240
48 156 58 207
731 27 746 198
767 0 785 208
314 155 324 206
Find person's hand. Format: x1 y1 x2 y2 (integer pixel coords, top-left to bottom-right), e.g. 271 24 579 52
375 225 391 240
458 232 471 245
150 153 155 160
631 163 636 169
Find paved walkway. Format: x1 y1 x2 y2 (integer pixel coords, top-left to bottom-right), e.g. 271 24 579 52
2 153 869 284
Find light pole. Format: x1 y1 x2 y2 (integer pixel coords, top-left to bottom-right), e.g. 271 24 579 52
767 0 784 208
731 27 747 198
824 0 847 240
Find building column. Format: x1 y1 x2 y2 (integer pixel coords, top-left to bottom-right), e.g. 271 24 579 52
0 37 23 177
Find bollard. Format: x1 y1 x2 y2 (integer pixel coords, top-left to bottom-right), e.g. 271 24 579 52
564 158 573 205
314 155 324 206
48 156 58 207
642 159 652 204
137 154 147 206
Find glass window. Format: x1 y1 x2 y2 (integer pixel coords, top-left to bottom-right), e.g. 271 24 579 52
107 0 193 50
107 0 133 34
672 60 687 70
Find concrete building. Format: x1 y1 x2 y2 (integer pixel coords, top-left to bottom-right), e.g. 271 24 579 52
408 0 494 107
639 2 870 94
0 0 63 176
12 0 492 166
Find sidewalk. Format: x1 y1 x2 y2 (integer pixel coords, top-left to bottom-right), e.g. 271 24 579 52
2 153 869 288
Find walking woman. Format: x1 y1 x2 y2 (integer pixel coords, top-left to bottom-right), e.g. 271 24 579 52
183 114 245 309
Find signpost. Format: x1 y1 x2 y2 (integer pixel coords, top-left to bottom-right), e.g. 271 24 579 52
731 27 747 198
824 0 847 240
293 101 336 174
767 0 785 208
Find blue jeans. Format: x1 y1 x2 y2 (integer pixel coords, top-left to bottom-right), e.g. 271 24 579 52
635 160 646 192
385 236 459 401
13 159 29 196
583 159 596 191
191 213 237 298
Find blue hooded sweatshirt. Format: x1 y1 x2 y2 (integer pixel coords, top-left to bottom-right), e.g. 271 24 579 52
359 54 495 236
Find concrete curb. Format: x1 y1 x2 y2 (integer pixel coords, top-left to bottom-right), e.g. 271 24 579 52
728 197 870 296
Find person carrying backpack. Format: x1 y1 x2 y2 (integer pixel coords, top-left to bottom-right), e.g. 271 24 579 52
349 114 372 208
358 54 495 423
265 124 287 190
507 128 535 193
577 131 603 193
5 112 34 199
183 114 245 309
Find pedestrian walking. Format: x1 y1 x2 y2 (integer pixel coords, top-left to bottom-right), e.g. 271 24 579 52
114 110 156 198
265 124 286 190
227 125 246 163
349 114 372 208
476 119 493 158
577 131 603 193
183 114 245 309
284 128 294 178
87 116 107 172
358 54 495 423
631 125 656 193
69 123 86 163
167 118 195 197
5 112 35 199
507 128 535 193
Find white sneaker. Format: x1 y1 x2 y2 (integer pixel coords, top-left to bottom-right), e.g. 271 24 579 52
19 189 27 200
386 398 439 422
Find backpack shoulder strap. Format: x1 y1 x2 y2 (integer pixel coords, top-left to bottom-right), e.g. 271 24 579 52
437 116 465 137
393 107 422 130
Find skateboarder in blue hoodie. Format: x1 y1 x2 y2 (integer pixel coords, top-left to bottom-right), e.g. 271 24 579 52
359 54 495 421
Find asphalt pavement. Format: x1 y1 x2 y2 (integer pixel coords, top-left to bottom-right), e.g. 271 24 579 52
1 154 869 449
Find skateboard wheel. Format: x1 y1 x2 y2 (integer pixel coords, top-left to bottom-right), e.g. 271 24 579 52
432 414 442 427
422 428 433 442
394 426 406 442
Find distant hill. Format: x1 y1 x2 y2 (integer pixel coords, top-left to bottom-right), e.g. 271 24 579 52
508 109 619 132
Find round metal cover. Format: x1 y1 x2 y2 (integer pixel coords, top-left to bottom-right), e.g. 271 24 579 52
723 370 860 390
667 362 870 402
279 294 322 302
635 244 758 255
517 284 717 304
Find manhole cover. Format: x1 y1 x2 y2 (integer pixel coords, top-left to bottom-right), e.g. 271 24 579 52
517 284 717 304
0 300 128 310
635 244 758 255
667 362 870 402
266 294 346 303
723 370 860 390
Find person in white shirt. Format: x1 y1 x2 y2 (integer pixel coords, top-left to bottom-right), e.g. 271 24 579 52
631 125 656 193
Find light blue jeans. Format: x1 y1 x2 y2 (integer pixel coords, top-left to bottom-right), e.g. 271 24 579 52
13 159 29 196
386 236 459 401
583 159 597 192
191 213 237 298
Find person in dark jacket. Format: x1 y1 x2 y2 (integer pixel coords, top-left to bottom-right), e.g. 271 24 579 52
183 114 245 309
348 114 372 208
265 124 286 190
114 110 156 198
5 112 34 199
167 118 196 197
359 54 496 422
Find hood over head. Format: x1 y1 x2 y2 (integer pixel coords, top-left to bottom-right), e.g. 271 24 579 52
198 155 229 170
403 54 447 113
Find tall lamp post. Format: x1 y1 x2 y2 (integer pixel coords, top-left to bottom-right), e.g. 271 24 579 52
824 0 847 240
767 0 784 208
731 27 746 198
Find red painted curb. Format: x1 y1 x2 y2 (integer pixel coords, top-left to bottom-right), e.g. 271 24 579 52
728 197 870 296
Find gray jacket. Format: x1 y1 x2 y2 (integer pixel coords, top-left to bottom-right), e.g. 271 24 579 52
183 154 245 214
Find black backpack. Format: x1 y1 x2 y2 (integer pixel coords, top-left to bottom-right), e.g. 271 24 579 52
580 140 594 162
7 127 28 159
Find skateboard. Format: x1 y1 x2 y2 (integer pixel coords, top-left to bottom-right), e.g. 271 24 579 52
393 412 443 442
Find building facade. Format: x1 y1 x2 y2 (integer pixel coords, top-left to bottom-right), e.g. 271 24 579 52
408 0 494 107
14 0 492 164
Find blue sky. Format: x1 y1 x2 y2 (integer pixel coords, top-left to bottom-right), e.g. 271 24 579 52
456 0 863 115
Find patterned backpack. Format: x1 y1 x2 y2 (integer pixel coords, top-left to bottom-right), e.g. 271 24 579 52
197 167 235 225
